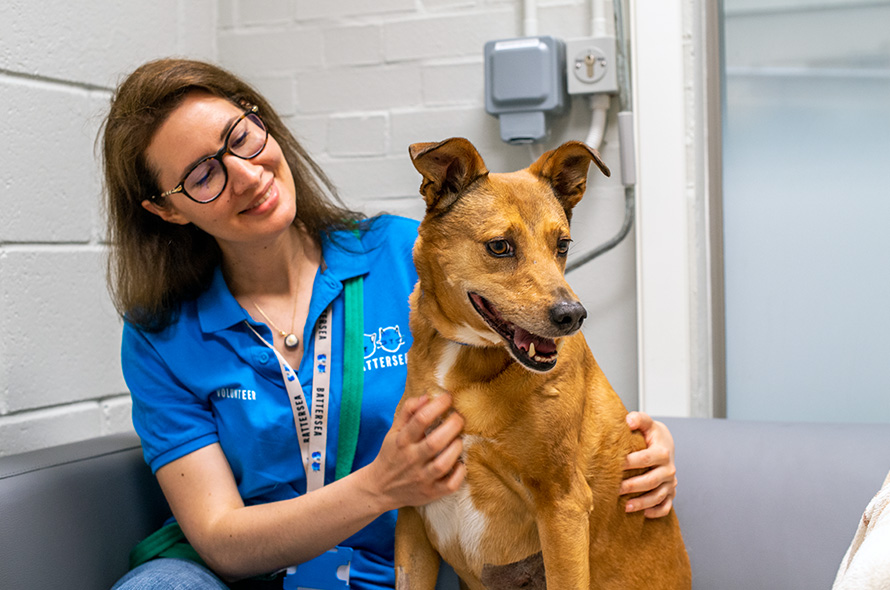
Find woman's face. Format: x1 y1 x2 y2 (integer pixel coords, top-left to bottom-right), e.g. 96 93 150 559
143 91 297 252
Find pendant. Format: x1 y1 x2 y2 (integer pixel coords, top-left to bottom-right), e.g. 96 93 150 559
284 333 300 349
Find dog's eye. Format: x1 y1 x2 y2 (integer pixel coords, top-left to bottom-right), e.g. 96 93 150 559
486 239 514 258
557 239 572 256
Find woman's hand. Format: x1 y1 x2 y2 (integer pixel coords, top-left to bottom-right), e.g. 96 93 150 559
620 412 678 519
368 392 466 511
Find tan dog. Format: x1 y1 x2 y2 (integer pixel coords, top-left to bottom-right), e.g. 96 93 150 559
394 138 691 590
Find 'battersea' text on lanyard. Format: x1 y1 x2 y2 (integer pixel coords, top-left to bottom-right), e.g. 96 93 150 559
245 303 333 493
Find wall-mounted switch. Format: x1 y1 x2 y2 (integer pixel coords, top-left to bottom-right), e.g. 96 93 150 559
566 36 618 95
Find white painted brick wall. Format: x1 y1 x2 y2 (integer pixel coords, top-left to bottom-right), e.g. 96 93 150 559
0 0 217 457
1 247 123 412
421 62 485 106
0 80 102 243
299 65 425 113
236 0 293 26
0 1 215 88
382 12 516 61
328 114 389 157
325 25 384 67
0 403 102 457
218 28 325 75
294 0 416 20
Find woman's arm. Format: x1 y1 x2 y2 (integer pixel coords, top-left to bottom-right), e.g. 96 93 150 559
157 393 465 582
620 411 678 518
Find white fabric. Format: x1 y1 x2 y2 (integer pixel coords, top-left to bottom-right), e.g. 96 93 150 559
833 469 890 589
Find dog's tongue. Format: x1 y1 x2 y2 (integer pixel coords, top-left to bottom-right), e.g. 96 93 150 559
513 327 557 354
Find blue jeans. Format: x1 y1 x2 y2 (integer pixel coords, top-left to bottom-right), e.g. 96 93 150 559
110 558 284 590
111 558 229 590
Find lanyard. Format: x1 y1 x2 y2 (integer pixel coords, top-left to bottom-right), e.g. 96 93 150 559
246 304 332 492
244 275 364 494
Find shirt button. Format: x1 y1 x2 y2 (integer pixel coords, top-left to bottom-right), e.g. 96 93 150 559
259 351 270 364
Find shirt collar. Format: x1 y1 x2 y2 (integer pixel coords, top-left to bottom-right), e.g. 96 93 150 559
197 228 370 334
319 227 369 283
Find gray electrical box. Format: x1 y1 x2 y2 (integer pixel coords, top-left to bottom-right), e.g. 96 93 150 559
484 36 567 144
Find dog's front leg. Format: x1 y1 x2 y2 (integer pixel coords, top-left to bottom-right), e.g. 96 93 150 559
395 506 440 590
533 474 593 590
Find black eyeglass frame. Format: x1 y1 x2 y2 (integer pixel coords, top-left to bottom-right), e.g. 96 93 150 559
151 105 268 204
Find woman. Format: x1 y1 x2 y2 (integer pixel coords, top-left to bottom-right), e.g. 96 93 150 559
103 58 678 590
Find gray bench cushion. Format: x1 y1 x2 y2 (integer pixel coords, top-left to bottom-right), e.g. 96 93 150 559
0 433 168 590
664 417 890 589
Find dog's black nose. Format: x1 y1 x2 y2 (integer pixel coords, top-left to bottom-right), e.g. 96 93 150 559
550 300 587 333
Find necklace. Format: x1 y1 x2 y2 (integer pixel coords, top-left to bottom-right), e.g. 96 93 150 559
252 298 300 349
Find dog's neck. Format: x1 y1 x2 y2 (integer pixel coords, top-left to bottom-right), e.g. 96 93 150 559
409 306 525 389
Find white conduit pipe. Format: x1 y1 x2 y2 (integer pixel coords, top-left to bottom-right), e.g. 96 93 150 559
523 0 538 36
591 0 609 37
584 0 610 150
521 0 539 161
585 94 610 150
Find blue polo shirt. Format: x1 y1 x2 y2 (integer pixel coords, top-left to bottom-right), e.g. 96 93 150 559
122 215 419 590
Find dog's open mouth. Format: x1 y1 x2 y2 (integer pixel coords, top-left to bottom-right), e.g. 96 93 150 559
468 293 560 372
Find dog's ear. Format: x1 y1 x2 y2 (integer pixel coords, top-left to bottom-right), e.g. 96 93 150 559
409 137 489 214
529 141 611 213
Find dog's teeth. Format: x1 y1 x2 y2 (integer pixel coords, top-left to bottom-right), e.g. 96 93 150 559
528 342 536 357
556 339 565 352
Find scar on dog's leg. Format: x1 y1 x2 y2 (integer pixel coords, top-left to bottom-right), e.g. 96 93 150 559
396 566 409 590
480 552 545 590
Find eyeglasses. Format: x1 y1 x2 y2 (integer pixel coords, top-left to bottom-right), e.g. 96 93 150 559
154 105 269 204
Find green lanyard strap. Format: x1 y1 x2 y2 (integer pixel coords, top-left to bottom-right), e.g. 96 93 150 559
335 275 364 481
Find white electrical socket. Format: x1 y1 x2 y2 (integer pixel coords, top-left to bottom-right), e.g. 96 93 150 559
566 36 618 95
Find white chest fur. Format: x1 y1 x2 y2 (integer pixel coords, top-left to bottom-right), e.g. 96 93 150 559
418 435 489 570
426 342 491 569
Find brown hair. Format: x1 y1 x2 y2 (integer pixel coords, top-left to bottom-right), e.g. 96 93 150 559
101 58 363 331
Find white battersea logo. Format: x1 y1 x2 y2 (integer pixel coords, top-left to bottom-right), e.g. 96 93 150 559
215 388 257 401
363 325 406 372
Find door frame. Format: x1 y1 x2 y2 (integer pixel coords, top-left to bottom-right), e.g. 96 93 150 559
629 0 726 417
